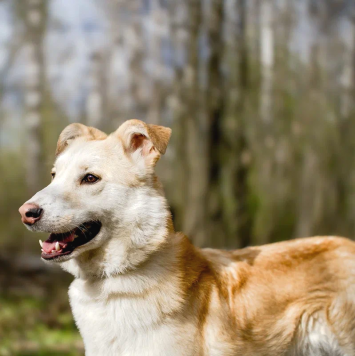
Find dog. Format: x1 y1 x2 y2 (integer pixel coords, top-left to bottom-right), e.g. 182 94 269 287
19 119 355 356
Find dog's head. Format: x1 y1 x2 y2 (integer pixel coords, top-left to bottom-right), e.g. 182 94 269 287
19 120 172 270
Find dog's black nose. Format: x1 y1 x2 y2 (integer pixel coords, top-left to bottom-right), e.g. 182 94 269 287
26 207 43 219
19 203 43 225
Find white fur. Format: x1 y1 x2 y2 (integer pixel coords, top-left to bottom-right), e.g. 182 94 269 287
288 312 347 356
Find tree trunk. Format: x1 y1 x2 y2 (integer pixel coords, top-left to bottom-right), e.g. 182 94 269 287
203 0 225 247
260 0 274 124
146 0 167 125
171 0 206 246
206 0 251 249
86 51 108 129
23 0 46 195
222 0 251 248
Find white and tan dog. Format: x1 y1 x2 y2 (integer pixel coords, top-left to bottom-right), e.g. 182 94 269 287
19 120 355 356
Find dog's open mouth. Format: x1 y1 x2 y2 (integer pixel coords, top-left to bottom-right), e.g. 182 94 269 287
40 221 102 260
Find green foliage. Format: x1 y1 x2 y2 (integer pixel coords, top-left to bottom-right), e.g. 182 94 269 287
0 149 48 252
0 296 83 356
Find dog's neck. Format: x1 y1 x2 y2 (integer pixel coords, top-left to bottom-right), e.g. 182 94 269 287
61 180 209 305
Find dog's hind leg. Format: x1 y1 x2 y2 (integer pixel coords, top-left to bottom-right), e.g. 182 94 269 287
287 312 350 356
326 294 355 356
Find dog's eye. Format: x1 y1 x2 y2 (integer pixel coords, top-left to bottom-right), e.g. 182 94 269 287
51 172 56 180
82 174 99 184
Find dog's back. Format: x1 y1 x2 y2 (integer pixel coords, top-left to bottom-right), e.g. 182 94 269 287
197 236 355 355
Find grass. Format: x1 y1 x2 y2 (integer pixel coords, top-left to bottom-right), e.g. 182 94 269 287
0 295 83 356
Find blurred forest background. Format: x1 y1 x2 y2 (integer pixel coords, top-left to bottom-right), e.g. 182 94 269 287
1 0 355 354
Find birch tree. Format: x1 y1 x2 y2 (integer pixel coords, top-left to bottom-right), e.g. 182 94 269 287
169 0 206 245
146 0 169 125
340 17 354 119
86 51 107 128
22 0 46 194
259 0 274 124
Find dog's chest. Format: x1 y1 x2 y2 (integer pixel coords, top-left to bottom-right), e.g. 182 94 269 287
69 279 198 356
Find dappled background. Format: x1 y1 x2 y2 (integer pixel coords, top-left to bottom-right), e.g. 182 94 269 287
1 0 355 354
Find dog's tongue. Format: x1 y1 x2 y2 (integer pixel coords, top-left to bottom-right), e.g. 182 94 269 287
42 231 76 253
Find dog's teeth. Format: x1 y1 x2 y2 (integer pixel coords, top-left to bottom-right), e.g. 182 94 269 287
39 240 43 247
52 249 55 253
55 242 60 251
41 249 44 252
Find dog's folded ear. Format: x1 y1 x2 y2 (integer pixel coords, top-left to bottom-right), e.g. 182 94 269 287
115 119 172 166
56 123 107 156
